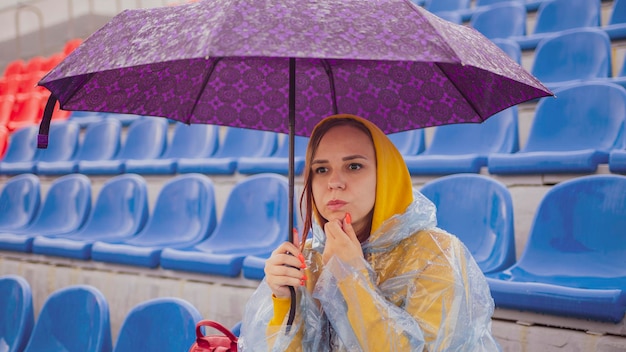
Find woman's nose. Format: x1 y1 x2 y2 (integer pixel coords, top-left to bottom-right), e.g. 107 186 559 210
328 172 345 190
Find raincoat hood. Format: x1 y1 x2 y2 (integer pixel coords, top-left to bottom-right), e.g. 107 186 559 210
309 114 414 242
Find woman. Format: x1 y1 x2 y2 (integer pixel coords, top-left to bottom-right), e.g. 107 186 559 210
239 114 500 351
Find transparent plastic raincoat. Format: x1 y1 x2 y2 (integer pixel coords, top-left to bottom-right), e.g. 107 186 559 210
239 115 501 351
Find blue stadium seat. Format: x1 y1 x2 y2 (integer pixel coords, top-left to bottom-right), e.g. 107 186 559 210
0 174 40 232
388 129 425 156
405 106 518 175
78 117 168 175
31 174 149 260
420 174 516 274
486 174 626 323
231 321 242 337
105 112 143 126
23 285 112 351
425 0 470 14
0 275 34 352
125 123 219 175
0 126 38 175
433 11 463 24
609 55 626 91
609 147 626 174
36 119 121 175
242 254 269 280
68 110 105 128
604 0 626 40
492 38 522 64
177 127 277 175
0 174 91 252
470 2 527 40
513 0 601 51
488 83 626 175
160 173 291 277
237 135 308 175
113 297 202 352
90 174 217 268
31 121 80 175
530 28 611 92
457 0 525 21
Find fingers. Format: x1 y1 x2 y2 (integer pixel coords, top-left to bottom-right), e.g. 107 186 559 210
264 241 307 298
342 212 360 246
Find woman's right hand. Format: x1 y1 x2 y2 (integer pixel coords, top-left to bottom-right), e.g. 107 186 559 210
264 241 306 299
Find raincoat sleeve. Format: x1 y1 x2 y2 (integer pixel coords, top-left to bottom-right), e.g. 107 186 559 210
313 229 499 351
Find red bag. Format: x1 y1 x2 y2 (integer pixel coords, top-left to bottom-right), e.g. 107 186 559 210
188 320 238 352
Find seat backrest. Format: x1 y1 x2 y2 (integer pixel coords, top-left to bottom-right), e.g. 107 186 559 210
34 121 79 162
515 175 626 287
533 0 600 34
1 126 38 163
0 126 7 159
388 129 425 156
0 174 40 231
24 285 112 352
24 174 91 234
531 28 611 84
10 92 42 124
76 174 149 238
272 135 309 158
524 82 626 153
2 59 25 77
162 123 219 159
424 106 519 155
196 173 290 254
470 2 527 39
609 0 626 25
75 119 121 161
213 127 277 158
0 275 34 352
420 174 515 273
426 0 470 13
126 174 216 246
113 297 202 352
117 117 168 160
492 38 522 64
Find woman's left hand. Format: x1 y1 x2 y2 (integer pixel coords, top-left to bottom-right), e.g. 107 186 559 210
322 213 364 266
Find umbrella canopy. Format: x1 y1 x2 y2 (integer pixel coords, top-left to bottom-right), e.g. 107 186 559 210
38 0 551 137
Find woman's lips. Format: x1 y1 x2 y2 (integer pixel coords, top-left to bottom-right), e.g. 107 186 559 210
326 199 347 211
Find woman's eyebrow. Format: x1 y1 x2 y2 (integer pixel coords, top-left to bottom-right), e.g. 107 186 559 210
342 154 368 161
312 155 368 164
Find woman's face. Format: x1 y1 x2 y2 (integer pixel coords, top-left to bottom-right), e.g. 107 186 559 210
311 124 377 237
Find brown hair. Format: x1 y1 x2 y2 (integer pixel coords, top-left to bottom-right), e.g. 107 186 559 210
298 117 374 252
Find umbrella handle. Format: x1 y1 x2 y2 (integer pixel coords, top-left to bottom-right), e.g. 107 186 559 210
37 94 57 149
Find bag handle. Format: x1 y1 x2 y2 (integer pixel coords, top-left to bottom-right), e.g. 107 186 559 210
196 320 238 342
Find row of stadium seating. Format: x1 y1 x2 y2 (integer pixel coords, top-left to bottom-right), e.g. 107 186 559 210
1 172 624 325
2 81 625 176
419 0 625 47
0 39 82 132
0 276 240 352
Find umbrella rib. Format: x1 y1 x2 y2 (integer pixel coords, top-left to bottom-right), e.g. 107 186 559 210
188 57 222 123
435 62 483 120
321 59 339 114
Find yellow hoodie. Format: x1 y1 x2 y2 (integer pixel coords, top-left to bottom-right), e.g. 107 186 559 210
239 115 499 351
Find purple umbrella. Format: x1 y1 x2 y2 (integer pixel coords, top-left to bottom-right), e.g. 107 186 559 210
37 0 552 243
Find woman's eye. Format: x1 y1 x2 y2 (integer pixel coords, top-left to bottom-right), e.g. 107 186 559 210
315 167 328 174
348 163 362 170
